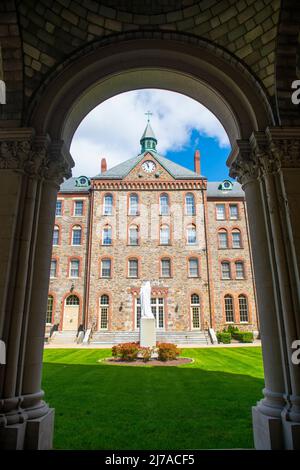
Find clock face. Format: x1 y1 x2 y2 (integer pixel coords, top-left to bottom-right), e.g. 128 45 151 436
142 160 156 173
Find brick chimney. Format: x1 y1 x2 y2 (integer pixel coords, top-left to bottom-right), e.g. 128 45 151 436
101 158 107 173
194 149 201 174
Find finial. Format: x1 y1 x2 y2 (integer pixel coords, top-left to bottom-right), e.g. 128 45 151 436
145 110 152 122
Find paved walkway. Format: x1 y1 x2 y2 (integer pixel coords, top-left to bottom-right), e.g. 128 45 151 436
44 340 261 349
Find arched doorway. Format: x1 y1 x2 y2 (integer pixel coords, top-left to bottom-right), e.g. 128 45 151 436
62 294 80 331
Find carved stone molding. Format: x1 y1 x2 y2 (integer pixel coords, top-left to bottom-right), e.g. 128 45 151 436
267 128 300 169
0 129 74 185
228 140 260 186
229 128 300 185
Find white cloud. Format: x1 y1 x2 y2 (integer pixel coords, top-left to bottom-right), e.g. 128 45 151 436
70 89 230 177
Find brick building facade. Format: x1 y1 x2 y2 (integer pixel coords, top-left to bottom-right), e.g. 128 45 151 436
47 121 258 342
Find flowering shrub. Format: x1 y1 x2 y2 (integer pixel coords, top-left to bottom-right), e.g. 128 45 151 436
157 342 181 362
112 342 139 361
139 347 152 362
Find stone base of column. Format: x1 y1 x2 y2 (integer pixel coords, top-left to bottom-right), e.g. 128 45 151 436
252 405 283 449
0 422 27 450
281 411 300 450
0 408 55 450
25 408 55 449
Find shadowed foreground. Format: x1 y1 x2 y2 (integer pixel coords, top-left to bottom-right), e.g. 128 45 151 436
42 347 263 450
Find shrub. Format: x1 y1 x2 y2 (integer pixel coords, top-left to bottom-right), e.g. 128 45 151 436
224 325 239 336
139 347 152 362
112 342 139 361
157 342 181 362
216 332 231 344
233 331 254 343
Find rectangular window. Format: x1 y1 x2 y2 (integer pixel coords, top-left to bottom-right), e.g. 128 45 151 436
229 204 238 220
218 232 228 248
56 201 62 216
74 200 83 216
189 258 199 277
239 297 249 322
161 259 171 277
101 259 111 278
128 259 138 278
129 227 138 245
221 262 231 279
103 227 112 245
225 296 234 322
53 228 59 245
129 195 138 215
70 259 79 277
232 232 241 248
50 260 57 278
72 228 82 245
46 296 54 324
136 297 164 329
236 262 245 279
216 204 226 220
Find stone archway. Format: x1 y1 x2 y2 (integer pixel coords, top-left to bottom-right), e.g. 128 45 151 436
0 30 299 450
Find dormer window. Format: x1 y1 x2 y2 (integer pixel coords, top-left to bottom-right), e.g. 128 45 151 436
219 180 233 191
75 176 90 187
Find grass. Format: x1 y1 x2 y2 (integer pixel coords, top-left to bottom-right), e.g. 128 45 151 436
42 347 264 450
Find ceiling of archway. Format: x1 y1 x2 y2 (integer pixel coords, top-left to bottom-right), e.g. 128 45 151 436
17 0 280 99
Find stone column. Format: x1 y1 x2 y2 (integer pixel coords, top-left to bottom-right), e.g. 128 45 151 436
262 128 300 449
229 139 286 449
0 130 73 449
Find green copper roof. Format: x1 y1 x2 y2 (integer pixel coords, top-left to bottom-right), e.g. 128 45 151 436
93 151 205 180
140 121 157 153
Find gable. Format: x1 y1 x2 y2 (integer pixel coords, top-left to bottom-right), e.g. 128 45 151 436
123 152 175 181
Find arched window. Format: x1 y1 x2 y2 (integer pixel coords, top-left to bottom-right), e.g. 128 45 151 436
159 193 169 215
103 194 113 215
187 224 197 245
235 261 245 279
185 193 195 215
232 229 241 248
65 295 80 306
129 193 139 215
101 258 111 278
218 229 228 249
221 261 231 279
161 258 171 277
224 295 234 322
53 225 60 245
188 258 199 277
99 294 109 330
160 225 170 245
102 225 112 245
46 295 54 324
129 225 139 245
72 226 82 245
128 258 138 278
239 295 249 322
191 294 200 329
70 259 80 277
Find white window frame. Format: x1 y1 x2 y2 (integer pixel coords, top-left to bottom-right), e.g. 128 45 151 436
69 259 80 278
72 226 82 246
103 194 113 215
128 259 138 278
216 204 226 220
74 200 84 216
101 258 111 278
191 294 201 329
189 258 199 277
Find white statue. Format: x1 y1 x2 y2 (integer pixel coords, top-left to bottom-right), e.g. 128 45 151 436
140 281 154 318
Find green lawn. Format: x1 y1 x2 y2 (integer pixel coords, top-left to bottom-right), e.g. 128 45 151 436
42 347 264 450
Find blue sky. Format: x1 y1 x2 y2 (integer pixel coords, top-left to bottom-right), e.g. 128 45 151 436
71 89 232 181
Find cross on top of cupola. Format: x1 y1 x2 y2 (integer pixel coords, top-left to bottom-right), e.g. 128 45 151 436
140 112 157 153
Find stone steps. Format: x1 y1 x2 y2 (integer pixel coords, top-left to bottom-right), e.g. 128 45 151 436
91 330 209 345
49 331 78 344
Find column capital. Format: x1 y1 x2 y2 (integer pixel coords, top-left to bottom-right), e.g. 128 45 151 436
0 128 74 185
266 127 300 169
228 139 260 186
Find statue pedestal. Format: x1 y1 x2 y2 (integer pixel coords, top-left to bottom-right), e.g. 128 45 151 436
140 317 156 348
